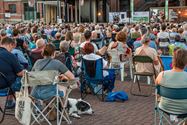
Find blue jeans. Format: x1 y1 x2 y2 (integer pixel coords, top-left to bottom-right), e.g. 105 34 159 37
0 77 21 94
31 84 64 101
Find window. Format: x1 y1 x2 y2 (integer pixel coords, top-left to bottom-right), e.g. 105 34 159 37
9 4 16 13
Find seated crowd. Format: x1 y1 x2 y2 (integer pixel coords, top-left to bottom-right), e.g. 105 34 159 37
0 22 186 123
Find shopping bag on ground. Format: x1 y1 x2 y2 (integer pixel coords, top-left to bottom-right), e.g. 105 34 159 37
15 71 32 125
15 91 32 125
105 91 128 102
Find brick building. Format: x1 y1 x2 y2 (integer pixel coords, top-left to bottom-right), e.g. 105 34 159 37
0 0 36 23
0 0 186 23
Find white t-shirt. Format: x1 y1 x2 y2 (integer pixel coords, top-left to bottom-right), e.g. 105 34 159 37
80 41 98 53
157 31 169 39
83 53 108 77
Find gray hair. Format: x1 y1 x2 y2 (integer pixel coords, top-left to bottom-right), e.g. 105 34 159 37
60 41 69 52
140 26 148 36
0 29 6 36
141 33 150 44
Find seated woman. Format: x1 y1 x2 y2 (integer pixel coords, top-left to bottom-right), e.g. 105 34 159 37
30 38 45 65
107 31 131 63
55 41 74 72
134 33 161 75
156 49 187 117
82 43 115 92
31 43 75 101
108 31 131 55
12 38 29 69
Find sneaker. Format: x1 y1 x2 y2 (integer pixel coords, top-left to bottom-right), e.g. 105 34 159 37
6 100 15 109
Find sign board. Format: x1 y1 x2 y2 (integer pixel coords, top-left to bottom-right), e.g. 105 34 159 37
169 9 178 22
5 13 11 18
132 12 149 23
150 8 165 22
109 12 127 23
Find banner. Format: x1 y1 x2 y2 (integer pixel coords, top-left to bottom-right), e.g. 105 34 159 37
132 12 149 23
109 12 127 23
150 8 165 22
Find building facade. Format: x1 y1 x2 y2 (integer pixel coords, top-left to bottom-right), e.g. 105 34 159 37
37 0 109 24
109 0 187 12
0 0 186 23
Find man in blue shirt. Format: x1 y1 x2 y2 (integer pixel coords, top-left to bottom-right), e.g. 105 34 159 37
0 37 24 108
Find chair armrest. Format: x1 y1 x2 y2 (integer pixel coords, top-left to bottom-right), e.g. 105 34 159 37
57 78 79 89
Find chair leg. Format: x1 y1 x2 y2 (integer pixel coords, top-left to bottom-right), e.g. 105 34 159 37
129 59 133 79
102 84 104 101
131 75 153 97
0 91 9 124
136 76 141 92
120 64 124 81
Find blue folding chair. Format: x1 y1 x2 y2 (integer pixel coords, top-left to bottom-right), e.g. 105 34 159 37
155 85 187 125
160 56 172 70
0 72 16 123
91 38 104 49
80 58 116 101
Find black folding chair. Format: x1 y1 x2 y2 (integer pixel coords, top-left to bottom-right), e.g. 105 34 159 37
0 72 16 123
130 55 157 97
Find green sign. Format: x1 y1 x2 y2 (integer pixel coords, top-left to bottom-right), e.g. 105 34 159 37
130 0 134 18
165 0 169 20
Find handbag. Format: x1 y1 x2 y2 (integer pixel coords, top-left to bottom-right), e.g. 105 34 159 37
15 72 32 125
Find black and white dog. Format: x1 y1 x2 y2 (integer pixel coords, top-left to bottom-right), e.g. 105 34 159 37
67 98 94 118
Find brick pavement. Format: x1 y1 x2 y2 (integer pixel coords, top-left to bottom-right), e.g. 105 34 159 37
0 79 156 125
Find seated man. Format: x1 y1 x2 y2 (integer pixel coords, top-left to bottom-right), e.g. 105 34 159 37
30 38 45 65
0 37 24 108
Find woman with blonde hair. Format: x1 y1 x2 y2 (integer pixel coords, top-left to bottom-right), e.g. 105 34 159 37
108 31 131 56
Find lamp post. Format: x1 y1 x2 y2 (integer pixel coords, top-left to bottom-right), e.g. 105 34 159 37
65 0 68 22
165 0 169 21
57 0 61 23
130 0 134 23
178 10 181 23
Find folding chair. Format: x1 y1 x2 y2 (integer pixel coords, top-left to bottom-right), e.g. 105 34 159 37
154 85 187 125
108 49 133 81
22 70 77 125
80 58 116 101
158 38 170 55
91 38 104 49
0 72 16 123
130 55 156 97
160 56 172 71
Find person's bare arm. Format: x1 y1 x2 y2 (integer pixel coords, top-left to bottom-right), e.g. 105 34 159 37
17 70 24 77
61 70 75 80
153 60 159 65
155 71 163 85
